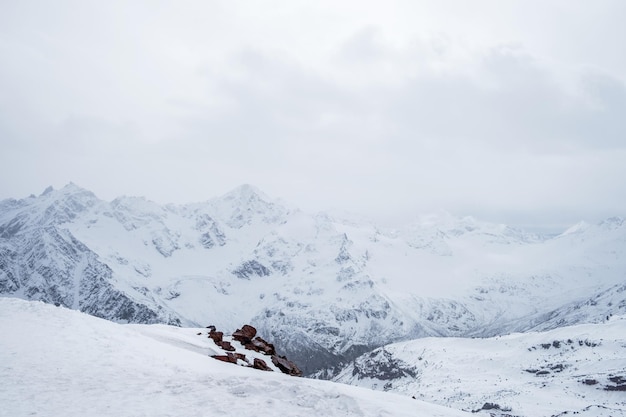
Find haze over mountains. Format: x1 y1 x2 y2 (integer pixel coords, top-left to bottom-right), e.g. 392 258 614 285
1 183 625 377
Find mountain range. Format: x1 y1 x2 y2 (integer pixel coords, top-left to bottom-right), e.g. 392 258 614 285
1 183 625 376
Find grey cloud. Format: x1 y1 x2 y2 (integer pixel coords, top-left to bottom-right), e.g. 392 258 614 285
200 42 626 157
334 26 390 64
1 2 625 229
573 72 626 148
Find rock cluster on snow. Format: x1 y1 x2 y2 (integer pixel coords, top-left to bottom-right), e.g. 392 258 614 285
204 324 302 376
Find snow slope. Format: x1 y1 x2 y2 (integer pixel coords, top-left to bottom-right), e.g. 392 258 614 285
334 316 626 417
0 297 469 417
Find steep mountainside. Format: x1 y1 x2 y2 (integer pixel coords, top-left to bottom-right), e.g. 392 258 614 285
1 183 625 374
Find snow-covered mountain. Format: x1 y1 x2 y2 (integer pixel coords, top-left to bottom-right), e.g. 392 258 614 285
1 183 625 375
333 315 626 417
0 297 469 417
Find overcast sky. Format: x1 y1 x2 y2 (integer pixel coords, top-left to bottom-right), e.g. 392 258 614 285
1 1 625 230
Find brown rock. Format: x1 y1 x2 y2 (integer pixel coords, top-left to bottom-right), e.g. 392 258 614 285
271 355 303 377
218 340 236 351
212 354 236 364
209 330 223 344
212 352 249 366
252 358 273 372
251 337 275 355
232 324 257 344
243 342 259 352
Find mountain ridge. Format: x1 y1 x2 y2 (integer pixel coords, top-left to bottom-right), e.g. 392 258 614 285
1 182 625 375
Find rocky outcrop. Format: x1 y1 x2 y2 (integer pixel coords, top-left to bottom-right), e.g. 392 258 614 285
218 341 235 351
232 261 270 279
212 352 247 364
209 330 223 343
203 324 300 376
271 355 303 377
232 325 257 343
350 348 417 381
253 358 272 371
232 325 277 355
250 337 275 355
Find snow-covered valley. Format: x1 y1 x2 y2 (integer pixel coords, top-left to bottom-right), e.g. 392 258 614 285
334 316 626 416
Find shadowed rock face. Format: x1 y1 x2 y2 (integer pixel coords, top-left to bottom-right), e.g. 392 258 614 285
250 337 275 355
271 355 303 377
350 349 417 381
253 358 272 371
0 225 181 325
209 330 223 343
232 325 257 343
232 260 270 279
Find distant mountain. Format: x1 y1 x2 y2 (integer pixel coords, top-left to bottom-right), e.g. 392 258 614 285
1 183 625 375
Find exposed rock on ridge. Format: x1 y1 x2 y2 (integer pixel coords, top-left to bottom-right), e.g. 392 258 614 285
205 324 302 377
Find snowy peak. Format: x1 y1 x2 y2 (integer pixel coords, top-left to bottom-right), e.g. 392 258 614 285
559 221 591 237
398 212 542 257
206 184 290 229
221 183 268 202
405 211 540 242
40 185 54 196
0 182 100 237
108 195 169 231
555 216 626 244
43 182 99 203
598 216 625 230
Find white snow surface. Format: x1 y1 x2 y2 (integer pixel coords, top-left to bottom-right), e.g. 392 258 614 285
0 297 468 417
334 316 626 417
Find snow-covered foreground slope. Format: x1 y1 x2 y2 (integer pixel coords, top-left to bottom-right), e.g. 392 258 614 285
0 298 468 417
334 317 626 417
1 183 626 375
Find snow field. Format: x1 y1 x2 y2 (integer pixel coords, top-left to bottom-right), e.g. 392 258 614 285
334 317 626 417
0 298 469 417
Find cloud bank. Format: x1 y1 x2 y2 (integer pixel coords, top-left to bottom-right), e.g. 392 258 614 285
1 0 625 229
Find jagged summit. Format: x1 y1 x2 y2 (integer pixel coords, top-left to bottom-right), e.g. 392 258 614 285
220 183 269 202
39 182 97 198
0 182 100 237
599 216 625 230
559 220 591 237
41 185 54 196
204 184 290 229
